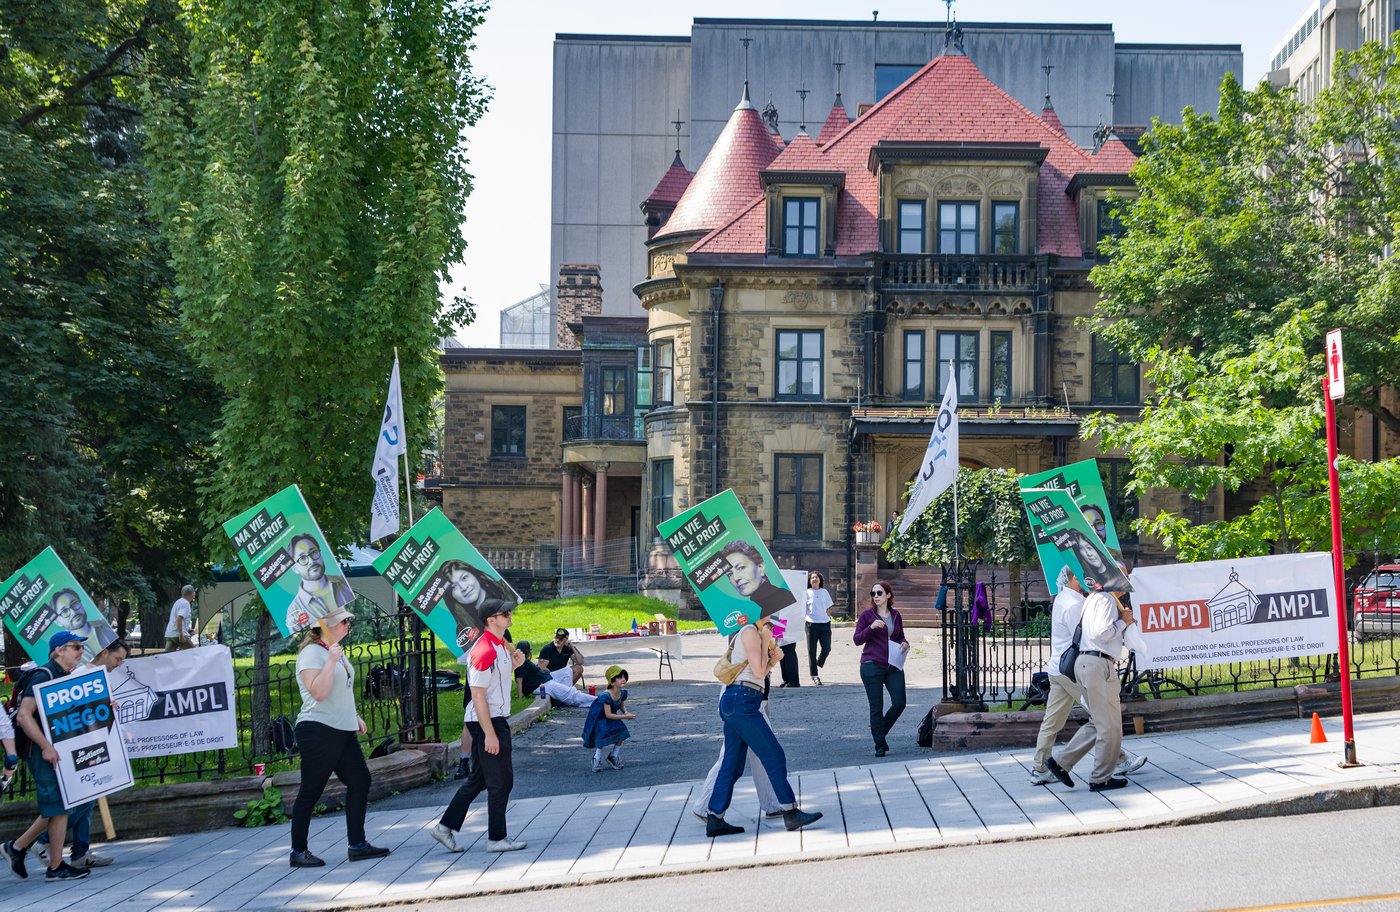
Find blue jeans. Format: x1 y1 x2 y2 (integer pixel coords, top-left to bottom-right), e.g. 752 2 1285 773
707 685 796 816
37 800 92 857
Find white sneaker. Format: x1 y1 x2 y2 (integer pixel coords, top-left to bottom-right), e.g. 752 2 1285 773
606 754 624 770
1114 755 1148 776
486 838 527 853
430 823 462 853
592 758 604 773
70 852 113 868
1029 767 1057 786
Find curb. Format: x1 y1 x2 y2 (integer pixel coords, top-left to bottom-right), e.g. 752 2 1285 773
301 774 1400 910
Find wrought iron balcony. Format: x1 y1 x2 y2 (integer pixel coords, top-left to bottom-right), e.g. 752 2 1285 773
873 254 1046 293
563 413 645 442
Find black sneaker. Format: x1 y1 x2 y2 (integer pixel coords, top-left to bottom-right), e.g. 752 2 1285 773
1089 776 1129 792
2 840 26 880
347 843 390 861
1046 757 1075 788
289 850 325 868
45 861 90 881
453 757 470 780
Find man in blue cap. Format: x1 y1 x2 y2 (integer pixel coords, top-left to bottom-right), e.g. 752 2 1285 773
1 630 92 881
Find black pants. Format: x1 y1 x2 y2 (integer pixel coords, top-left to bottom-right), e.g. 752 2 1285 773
778 643 800 686
441 718 513 840
859 662 907 750
806 622 832 676
291 721 371 852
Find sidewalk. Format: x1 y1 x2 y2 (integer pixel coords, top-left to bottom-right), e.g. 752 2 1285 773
9 711 1400 911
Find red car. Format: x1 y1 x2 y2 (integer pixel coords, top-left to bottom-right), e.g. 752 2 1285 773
1353 564 1400 638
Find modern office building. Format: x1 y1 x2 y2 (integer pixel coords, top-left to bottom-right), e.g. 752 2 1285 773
1269 0 1397 98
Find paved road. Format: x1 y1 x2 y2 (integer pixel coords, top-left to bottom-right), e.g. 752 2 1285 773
374 629 953 809
401 804 1400 912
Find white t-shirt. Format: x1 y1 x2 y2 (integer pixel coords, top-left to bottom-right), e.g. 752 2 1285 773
805 588 833 624
165 597 192 638
465 631 512 721
295 644 359 731
1047 586 1086 675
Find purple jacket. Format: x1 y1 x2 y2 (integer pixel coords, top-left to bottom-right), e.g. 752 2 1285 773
853 606 907 667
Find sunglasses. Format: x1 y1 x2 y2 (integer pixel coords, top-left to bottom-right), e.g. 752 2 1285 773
870 589 887 597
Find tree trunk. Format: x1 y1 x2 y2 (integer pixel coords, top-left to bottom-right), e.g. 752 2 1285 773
139 599 165 650
251 610 272 758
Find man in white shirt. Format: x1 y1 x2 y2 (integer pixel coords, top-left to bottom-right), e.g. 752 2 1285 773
164 585 196 652
1031 567 1146 786
1048 568 1138 791
431 603 527 854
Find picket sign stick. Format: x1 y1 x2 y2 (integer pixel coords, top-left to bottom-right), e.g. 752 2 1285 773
1323 376 1359 766
97 796 115 840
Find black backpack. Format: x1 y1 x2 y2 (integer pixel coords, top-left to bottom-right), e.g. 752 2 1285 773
271 714 299 755
916 707 935 748
5 666 55 757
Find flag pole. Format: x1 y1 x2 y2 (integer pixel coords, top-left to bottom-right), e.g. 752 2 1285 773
949 361 961 561
394 347 415 529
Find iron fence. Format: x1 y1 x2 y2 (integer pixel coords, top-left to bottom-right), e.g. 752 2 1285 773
2 601 440 802
937 552 1400 711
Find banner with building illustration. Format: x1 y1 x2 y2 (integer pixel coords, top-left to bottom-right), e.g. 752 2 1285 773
658 489 797 636
1020 460 1124 594
221 485 356 637
371 508 521 660
34 667 133 807
111 645 238 758
0 548 117 664
1129 553 1338 668
1020 486 1132 594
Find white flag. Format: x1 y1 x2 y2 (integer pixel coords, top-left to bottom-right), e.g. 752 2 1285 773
369 356 407 541
897 365 960 536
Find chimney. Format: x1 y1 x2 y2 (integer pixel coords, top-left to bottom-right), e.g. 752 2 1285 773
555 264 602 349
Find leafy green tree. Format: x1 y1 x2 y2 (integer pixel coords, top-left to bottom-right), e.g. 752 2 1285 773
1 0 218 663
1087 54 1400 559
883 468 1034 566
144 0 490 558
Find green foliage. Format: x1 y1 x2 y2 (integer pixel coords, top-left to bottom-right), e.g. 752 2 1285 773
1087 54 1400 559
883 468 1034 566
233 786 289 827
143 0 491 559
0 1 219 612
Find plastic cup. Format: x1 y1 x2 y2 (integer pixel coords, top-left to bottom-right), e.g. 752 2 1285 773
253 763 266 776
587 685 597 696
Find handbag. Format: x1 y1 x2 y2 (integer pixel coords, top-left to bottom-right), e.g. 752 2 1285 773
1058 620 1083 683
713 633 748 685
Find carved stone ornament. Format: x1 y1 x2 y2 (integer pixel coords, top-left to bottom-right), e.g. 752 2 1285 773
650 252 676 277
782 289 815 310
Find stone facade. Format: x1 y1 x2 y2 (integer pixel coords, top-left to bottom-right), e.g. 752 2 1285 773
555 264 602 350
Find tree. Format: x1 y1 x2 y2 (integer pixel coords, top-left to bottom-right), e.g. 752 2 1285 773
144 0 490 559
0 0 218 661
1086 57 1400 560
883 468 1034 567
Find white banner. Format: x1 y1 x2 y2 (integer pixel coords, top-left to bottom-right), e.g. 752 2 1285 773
34 667 133 807
1129 552 1339 668
370 355 407 542
111 645 238 758
897 366 959 536
773 570 810 647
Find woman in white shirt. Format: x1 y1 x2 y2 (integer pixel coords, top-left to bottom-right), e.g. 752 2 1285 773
805 571 834 685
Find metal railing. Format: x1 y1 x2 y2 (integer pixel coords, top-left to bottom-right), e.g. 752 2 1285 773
873 253 1046 293
563 413 645 442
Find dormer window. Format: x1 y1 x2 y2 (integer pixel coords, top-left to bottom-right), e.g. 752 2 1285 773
938 201 978 254
782 198 819 257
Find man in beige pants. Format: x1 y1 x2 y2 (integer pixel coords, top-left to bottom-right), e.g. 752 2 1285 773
1045 573 1140 791
1031 566 1145 786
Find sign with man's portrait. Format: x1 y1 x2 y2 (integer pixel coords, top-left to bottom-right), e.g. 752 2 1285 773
221 485 355 636
0 548 117 664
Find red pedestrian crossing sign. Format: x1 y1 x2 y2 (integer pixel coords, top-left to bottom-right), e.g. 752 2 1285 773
1326 329 1345 400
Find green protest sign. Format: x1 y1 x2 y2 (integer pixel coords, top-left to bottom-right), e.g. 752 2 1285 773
221 484 355 636
371 508 520 660
0 548 117 664
1019 459 1123 553
1020 486 1132 594
657 489 796 635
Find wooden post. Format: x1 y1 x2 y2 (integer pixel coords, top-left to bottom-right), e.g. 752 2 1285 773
96 796 115 840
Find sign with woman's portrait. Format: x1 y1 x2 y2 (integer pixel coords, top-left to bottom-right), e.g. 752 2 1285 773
0 547 117 663
657 489 796 635
1020 459 1127 594
1021 485 1132 594
372 508 520 660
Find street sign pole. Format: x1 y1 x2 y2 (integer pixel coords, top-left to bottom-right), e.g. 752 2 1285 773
1323 329 1358 766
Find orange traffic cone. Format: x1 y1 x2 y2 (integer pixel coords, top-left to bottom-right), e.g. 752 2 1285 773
1309 712 1328 744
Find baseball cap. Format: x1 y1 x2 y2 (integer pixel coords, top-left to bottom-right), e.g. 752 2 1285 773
480 599 513 619
554 627 569 639
48 630 85 653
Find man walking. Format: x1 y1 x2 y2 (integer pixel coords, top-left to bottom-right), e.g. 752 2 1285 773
1047 571 1139 791
1 631 91 881
431 603 528 853
1030 567 1145 787
165 584 196 651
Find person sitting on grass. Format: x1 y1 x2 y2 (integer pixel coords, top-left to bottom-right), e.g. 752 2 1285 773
514 642 594 708
581 666 634 772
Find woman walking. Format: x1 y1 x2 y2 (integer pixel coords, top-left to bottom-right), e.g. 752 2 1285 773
289 609 389 868
805 571 833 685
705 617 822 837
853 581 909 757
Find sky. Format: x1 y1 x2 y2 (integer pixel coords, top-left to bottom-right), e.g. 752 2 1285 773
445 0 1304 347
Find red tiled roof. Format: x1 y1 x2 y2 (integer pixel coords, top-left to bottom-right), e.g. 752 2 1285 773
816 97 850 145
1039 106 1068 137
653 89 781 242
1088 133 1138 171
643 153 693 207
690 54 1136 260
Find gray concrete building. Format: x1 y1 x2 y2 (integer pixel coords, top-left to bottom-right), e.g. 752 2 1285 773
551 17 1243 324
1268 0 1397 99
